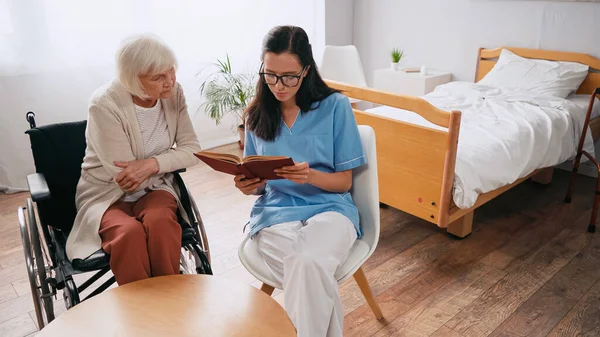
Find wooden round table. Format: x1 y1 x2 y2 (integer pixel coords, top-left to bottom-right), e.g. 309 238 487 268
37 274 296 337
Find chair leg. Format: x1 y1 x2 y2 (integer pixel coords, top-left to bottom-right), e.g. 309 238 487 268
353 267 383 320
261 283 275 296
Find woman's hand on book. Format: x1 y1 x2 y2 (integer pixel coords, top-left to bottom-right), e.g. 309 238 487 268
274 162 312 184
234 175 266 195
277 162 353 193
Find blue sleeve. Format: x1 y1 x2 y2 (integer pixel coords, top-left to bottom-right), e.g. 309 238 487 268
243 128 258 157
333 95 367 171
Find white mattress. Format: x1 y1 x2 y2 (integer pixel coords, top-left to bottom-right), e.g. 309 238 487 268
366 81 596 209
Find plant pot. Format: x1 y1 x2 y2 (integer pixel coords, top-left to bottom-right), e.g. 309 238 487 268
391 62 399 71
237 125 245 149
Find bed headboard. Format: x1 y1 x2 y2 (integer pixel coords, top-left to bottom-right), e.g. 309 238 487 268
475 47 600 95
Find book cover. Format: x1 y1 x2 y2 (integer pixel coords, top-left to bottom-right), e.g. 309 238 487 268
194 151 295 180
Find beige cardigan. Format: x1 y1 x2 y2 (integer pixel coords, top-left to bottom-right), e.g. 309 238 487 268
66 79 201 261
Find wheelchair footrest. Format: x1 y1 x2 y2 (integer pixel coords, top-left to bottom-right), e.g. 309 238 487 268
71 249 110 272
181 227 196 243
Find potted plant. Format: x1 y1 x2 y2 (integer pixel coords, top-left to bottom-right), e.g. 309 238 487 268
390 48 403 71
199 54 256 149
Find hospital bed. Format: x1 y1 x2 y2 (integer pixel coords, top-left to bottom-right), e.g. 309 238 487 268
325 47 600 237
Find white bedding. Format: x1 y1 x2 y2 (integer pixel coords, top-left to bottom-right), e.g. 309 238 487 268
566 94 600 119
366 81 596 209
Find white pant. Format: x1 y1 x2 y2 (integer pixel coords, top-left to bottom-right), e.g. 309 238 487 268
255 211 357 337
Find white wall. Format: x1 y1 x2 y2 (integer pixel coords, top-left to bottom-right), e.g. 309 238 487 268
325 0 354 46
0 0 323 192
354 0 600 84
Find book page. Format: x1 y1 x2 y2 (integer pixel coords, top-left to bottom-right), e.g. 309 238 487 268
242 155 290 163
196 151 241 165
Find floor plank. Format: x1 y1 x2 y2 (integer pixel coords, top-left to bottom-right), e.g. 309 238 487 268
441 229 588 337
11 279 32 298
341 232 452 319
0 314 37 337
0 248 25 270
542 231 600 301
0 265 28 288
0 283 18 304
489 230 600 337
479 197 587 272
0 296 35 327
547 279 600 337
488 287 578 337
343 211 535 336
360 213 438 273
372 264 506 337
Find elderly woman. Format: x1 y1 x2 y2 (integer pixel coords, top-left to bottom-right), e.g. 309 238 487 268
66 34 202 285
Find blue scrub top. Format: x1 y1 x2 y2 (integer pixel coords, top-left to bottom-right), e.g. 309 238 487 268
244 92 367 238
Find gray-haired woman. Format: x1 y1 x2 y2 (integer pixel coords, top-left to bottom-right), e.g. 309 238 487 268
66 34 202 285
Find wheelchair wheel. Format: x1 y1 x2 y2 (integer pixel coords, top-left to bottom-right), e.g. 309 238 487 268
63 277 80 309
18 199 56 329
187 185 211 264
179 247 196 274
180 243 212 275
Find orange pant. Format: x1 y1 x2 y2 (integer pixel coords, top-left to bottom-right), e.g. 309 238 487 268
99 190 182 285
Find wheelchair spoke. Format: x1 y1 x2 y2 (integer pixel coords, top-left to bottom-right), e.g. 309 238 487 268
180 247 196 274
188 187 211 264
25 199 56 325
63 278 81 309
18 206 45 329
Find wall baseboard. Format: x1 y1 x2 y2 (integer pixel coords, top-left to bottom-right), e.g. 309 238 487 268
0 185 28 195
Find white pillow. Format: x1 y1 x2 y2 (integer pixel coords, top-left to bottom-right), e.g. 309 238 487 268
478 49 589 98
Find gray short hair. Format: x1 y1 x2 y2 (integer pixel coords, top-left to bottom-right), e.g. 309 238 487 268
116 34 178 99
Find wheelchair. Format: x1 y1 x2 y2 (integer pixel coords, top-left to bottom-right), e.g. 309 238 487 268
18 112 212 329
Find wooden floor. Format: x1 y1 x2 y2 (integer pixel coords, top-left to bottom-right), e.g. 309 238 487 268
0 143 599 336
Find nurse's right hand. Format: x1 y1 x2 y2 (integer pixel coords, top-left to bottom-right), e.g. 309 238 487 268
234 175 266 195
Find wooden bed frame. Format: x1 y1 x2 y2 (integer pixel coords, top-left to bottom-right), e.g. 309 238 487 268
325 47 600 238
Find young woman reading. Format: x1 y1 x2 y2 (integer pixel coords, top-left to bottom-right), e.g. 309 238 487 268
234 25 366 337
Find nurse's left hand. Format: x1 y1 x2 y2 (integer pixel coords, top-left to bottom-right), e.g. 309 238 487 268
275 162 312 184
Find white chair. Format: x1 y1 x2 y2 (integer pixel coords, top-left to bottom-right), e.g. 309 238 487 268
237 125 383 320
318 45 368 106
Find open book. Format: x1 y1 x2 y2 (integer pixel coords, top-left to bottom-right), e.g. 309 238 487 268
194 151 295 180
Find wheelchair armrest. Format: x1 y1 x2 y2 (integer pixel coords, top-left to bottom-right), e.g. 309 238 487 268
26 173 51 202
172 168 186 174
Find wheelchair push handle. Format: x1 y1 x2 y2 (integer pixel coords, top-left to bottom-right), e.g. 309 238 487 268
26 111 36 129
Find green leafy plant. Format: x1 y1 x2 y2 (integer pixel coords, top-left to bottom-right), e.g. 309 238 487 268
390 48 403 63
199 54 256 129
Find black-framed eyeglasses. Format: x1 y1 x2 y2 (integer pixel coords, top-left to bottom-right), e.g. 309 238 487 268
259 63 307 87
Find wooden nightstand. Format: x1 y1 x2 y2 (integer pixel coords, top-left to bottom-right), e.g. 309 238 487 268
372 68 452 96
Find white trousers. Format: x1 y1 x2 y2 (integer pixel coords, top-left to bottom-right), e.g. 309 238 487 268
255 211 357 337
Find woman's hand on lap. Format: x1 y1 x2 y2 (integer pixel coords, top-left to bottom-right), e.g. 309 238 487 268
114 158 159 193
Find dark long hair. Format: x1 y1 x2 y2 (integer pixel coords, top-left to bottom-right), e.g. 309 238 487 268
245 25 339 141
